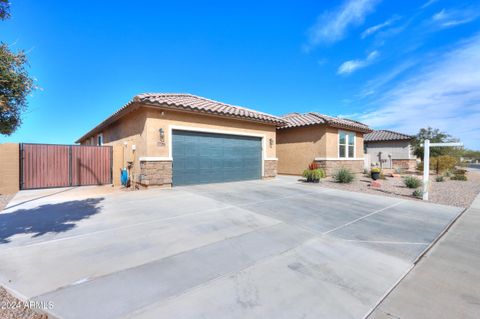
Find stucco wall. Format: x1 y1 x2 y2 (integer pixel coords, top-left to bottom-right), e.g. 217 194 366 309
144 108 277 159
84 107 148 182
276 125 327 175
0 143 19 194
365 140 413 160
111 144 124 187
355 133 364 159
277 125 366 175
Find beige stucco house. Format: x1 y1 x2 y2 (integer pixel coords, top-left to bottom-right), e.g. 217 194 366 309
276 113 372 175
364 130 417 171
76 93 283 187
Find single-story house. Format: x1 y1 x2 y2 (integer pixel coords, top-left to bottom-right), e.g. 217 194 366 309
76 93 284 187
364 129 417 171
276 112 372 175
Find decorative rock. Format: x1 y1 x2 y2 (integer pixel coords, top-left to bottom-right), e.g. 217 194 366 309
371 180 382 188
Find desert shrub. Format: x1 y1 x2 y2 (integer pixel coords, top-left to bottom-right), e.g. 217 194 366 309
444 170 452 177
451 174 468 181
435 176 444 182
404 176 422 188
302 168 325 182
430 156 457 174
448 168 467 181
413 189 423 198
417 156 457 174
394 167 405 174
333 168 354 183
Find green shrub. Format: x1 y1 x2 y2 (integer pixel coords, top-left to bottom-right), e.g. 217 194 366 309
404 176 422 188
333 168 355 183
444 170 452 177
302 168 325 182
413 189 423 198
435 176 445 182
451 174 468 181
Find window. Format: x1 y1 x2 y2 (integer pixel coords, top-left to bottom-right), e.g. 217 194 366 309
97 134 103 146
339 131 355 158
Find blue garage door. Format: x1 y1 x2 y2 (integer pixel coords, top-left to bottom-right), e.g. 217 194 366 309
172 130 262 186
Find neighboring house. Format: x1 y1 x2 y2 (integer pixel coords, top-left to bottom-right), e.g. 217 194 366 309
276 113 372 175
76 93 284 187
364 130 417 171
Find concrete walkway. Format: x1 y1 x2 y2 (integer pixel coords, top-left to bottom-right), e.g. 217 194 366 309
369 193 480 319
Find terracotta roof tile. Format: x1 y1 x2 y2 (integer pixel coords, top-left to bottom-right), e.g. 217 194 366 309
364 130 413 142
278 112 371 133
76 93 284 143
135 93 284 124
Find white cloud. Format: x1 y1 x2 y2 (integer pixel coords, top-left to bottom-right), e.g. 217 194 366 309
432 8 480 28
337 50 379 75
359 60 416 97
361 16 400 39
420 0 438 9
354 34 480 149
305 0 380 49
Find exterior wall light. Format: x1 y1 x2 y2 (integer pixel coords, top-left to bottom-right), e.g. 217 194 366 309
159 128 165 142
269 138 274 148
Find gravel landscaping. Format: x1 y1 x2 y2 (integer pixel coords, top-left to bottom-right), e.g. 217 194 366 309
0 193 15 211
321 170 480 208
0 287 47 319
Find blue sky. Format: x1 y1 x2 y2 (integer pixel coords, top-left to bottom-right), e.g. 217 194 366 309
1 0 479 148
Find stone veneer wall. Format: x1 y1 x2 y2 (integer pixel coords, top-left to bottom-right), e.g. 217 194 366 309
140 159 277 186
139 160 172 186
264 160 278 178
314 159 364 176
392 159 417 172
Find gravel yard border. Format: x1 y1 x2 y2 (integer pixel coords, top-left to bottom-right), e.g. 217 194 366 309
319 170 480 208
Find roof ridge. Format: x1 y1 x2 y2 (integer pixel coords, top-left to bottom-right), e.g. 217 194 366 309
375 129 413 137
188 94 283 119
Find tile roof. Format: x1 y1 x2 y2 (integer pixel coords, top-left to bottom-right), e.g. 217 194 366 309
278 112 371 133
76 93 284 143
364 130 413 142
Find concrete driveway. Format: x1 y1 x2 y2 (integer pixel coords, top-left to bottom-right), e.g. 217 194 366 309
0 176 462 319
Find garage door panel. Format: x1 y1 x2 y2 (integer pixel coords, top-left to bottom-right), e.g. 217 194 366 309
172 130 262 186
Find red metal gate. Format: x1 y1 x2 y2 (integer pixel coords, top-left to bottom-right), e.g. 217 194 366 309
20 144 112 190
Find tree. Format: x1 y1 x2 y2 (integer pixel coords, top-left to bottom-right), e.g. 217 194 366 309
1 0 35 135
412 127 461 159
0 0 9 20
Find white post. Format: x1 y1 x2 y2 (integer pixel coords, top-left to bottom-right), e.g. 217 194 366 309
422 139 430 201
